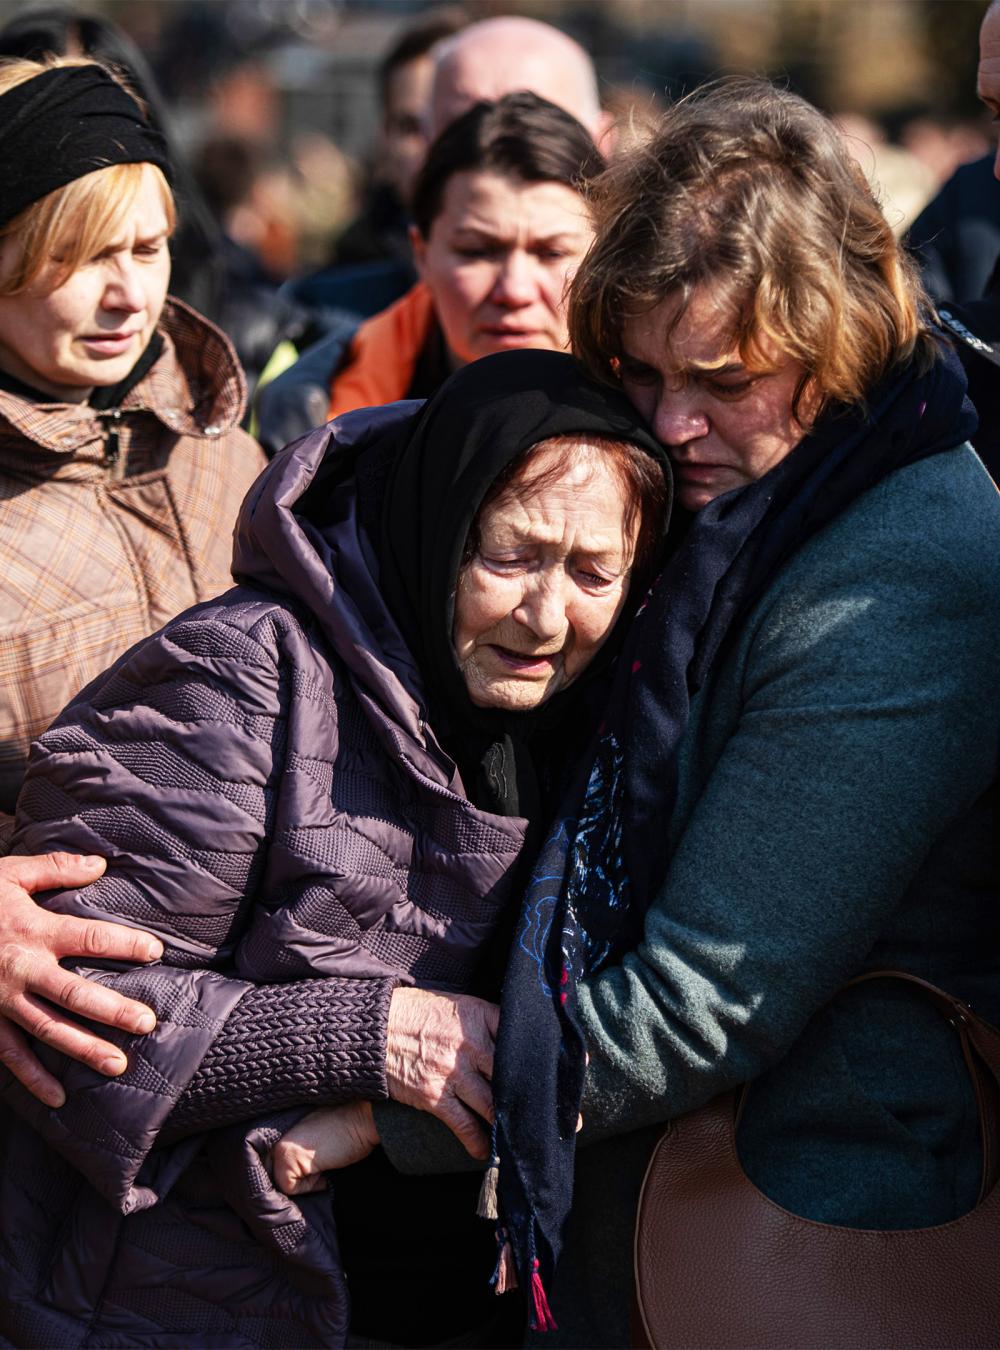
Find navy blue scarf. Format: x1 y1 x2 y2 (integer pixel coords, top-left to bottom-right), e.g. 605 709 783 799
490 342 977 1326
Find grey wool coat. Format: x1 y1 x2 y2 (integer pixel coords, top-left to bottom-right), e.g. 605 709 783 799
374 443 1000 1347
0 404 528 1348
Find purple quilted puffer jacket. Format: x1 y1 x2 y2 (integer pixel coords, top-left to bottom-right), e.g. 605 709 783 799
0 405 527 1347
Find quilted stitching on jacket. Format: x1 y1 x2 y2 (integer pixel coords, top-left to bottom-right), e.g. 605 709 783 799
2 405 530 1345
3 592 526 1345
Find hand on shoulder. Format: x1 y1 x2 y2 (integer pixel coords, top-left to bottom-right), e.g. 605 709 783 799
0 852 162 1106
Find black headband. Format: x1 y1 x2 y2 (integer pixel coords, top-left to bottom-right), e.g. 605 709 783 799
0 64 173 229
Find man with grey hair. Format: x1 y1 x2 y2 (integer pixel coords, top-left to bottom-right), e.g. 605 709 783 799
429 14 610 144
254 13 610 454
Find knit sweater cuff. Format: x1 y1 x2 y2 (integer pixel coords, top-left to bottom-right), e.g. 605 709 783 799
162 975 394 1140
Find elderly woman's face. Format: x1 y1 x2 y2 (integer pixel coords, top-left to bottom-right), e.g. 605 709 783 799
453 444 634 711
412 169 594 368
0 164 171 403
619 286 816 512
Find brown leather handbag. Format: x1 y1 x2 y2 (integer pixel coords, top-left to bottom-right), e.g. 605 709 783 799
633 972 1000 1349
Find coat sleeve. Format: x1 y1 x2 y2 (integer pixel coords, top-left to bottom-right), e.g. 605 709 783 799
2 602 392 1213
575 490 1000 1140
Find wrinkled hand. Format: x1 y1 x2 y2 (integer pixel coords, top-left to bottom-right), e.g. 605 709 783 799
385 986 498 1160
0 852 163 1107
272 1101 380 1195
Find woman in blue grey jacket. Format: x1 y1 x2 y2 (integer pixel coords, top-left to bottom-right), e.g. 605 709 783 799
322 80 1000 1347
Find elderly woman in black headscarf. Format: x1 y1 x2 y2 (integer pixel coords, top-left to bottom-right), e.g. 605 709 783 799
0 350 669 1348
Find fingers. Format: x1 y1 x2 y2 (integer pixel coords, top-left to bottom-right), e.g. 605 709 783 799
8 993 128 1077
272 1137 321 1196
272 1102 380 1193
473 1035 495 1082
0 1017 66 1108
435 1096 491 1160
32 962 156 1035
481 1001 500 1039
467 999 498 1082
385 988 500 1144
285 1172 328 1196
49 913 163 965
0 851 106 894
0 852 159 1098
453 1067 494 1125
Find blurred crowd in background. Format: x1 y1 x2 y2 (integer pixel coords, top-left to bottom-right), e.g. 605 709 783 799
0 0 998 485
0 1 993 328
8 0 986 273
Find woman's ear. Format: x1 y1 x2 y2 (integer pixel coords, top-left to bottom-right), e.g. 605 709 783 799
409 223 427 278
793 372 824 429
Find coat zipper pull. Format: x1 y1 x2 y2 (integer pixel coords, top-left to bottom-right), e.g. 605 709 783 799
102 408 122 466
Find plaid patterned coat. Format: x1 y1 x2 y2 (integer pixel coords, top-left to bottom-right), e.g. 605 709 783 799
0 298 267 826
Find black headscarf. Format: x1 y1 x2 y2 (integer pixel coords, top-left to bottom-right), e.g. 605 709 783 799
0 63 172 230
375 349 671 818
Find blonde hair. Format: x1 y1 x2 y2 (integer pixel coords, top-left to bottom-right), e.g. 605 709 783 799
0 56 175 295
571 80 935 416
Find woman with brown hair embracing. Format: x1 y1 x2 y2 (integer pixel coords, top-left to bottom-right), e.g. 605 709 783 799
366 79 1000 1348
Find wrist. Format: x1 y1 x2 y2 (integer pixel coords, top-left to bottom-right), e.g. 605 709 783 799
385 986 421 1097
358 1099 380 1149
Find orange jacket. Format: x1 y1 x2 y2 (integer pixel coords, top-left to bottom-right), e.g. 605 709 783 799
327 282 437 419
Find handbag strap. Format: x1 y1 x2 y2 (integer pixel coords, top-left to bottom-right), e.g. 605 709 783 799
736 968 1000 1202
846 969 1000 1199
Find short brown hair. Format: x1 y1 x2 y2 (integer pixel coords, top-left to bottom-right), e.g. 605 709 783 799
467 433 668 576
0 56 175 295
570 80 935 414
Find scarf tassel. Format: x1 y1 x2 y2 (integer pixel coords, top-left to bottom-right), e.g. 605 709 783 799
477 1153 500 1220
530 1258 558 1332
490 1233 518 1295
477 1121 500 1222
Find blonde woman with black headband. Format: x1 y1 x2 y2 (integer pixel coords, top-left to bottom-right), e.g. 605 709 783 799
0 57 264 1101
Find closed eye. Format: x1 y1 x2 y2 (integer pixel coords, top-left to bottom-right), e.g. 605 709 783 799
705 376 757 400
480 553 528 572
574 565 621 589
618 358 659 386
